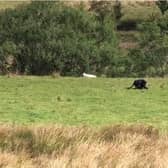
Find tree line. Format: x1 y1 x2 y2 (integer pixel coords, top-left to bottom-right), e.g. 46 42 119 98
0 1 167 77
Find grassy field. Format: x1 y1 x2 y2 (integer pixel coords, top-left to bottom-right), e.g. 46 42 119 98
0 1 29 10
121 1 161 23
0 124 166 168
0 76 168 129
0 76 168 167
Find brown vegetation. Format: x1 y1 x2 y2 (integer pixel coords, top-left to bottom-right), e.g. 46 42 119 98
0 124 167 167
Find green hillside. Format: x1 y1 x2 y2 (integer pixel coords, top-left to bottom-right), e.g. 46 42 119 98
0 1 160 51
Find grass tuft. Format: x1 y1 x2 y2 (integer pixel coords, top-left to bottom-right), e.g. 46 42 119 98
0 124 166 167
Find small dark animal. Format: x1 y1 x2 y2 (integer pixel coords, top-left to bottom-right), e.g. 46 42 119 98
127 79 148 89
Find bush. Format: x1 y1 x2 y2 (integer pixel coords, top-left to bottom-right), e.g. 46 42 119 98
0 1 119 76
127 19 168 77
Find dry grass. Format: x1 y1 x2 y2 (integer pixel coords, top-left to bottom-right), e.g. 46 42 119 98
0 1 30 10
0 124 167 168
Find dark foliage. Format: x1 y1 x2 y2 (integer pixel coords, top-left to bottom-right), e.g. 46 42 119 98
0 1 119 76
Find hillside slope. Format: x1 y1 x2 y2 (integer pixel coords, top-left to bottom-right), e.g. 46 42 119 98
0 1 161 51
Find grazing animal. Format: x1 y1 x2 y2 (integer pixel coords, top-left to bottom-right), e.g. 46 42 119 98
82 72 97 78
127 79 148 89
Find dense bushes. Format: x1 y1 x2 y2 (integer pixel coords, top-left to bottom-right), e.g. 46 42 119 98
0 1 167 77
0 1 119 76
126 14 168 77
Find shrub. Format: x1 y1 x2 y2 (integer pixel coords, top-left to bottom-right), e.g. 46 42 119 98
0 1 119 76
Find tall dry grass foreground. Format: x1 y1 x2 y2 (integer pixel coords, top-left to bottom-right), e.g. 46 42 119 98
0 124 167 168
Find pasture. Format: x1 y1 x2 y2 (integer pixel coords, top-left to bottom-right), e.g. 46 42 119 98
0 76 168 129
0 76 168 167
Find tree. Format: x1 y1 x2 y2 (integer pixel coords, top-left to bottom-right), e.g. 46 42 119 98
127 21 168 77
0 1 119 76
156 0 168 15
0 41 18 76
113 0 122 20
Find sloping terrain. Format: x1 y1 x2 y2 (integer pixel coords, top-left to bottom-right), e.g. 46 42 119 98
0 1 160 51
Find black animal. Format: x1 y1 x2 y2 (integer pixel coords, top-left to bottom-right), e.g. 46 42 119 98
127 79 148 89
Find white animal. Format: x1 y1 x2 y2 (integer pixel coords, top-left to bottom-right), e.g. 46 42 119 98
82 72 97 78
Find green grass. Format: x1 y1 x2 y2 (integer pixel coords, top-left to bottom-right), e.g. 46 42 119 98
0 76 168 129
121 2 161 22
